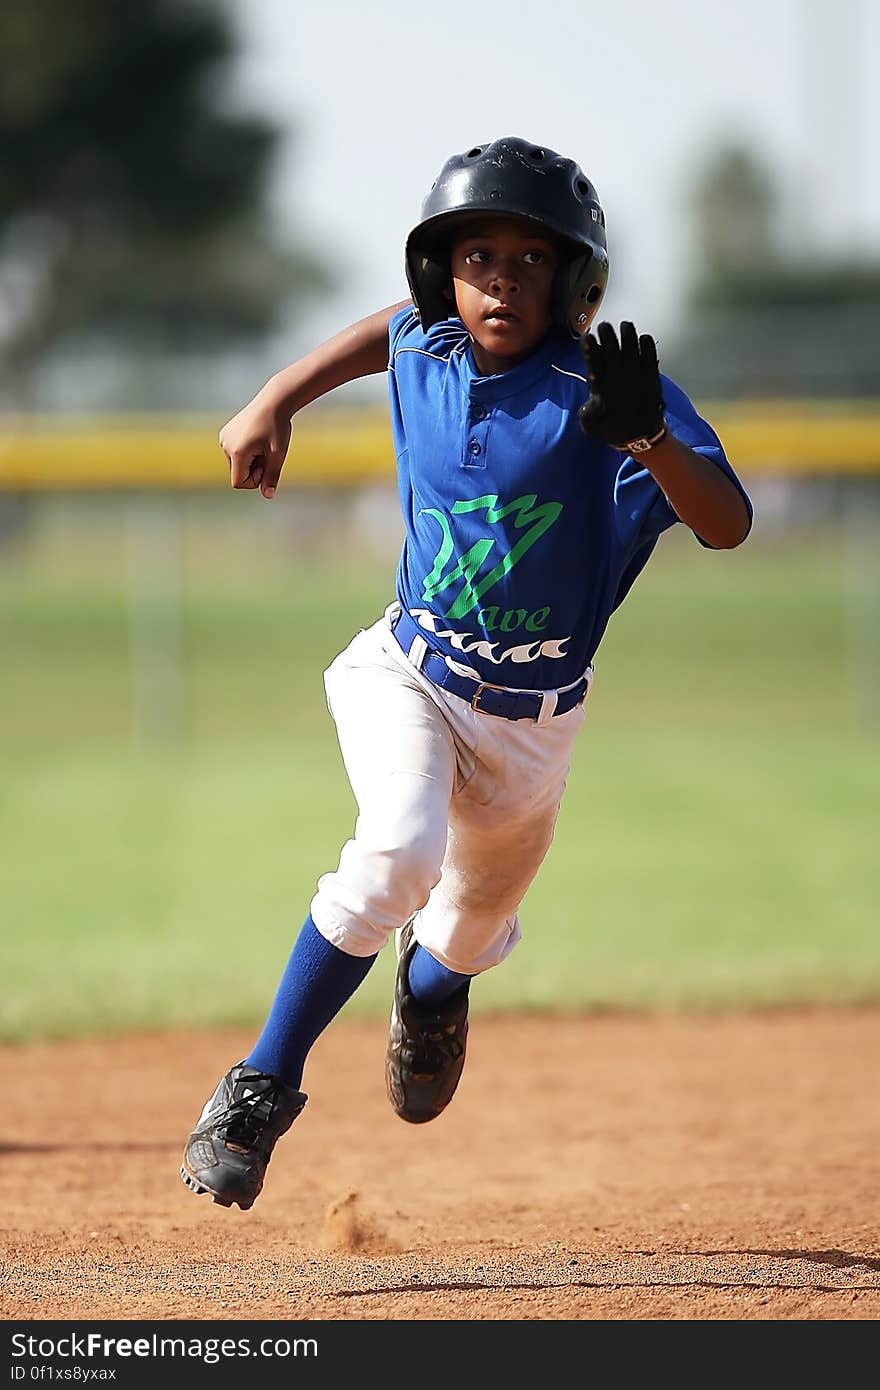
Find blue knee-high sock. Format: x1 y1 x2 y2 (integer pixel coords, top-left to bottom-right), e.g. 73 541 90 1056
407 943 472 1007
246 915 377 1089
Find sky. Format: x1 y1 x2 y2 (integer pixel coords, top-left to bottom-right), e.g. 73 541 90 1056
228 0 879 382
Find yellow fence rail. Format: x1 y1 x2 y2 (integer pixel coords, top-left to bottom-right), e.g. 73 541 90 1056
2 402 880 490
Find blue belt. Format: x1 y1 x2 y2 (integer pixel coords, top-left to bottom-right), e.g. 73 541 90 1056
389 607 589 722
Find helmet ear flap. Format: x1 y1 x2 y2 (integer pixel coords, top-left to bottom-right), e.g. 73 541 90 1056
406 247 454 327
556 249 609 338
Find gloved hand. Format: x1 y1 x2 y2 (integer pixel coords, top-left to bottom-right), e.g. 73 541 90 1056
578 321 666 450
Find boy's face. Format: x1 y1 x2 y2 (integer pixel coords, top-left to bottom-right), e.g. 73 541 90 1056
448 215 561 374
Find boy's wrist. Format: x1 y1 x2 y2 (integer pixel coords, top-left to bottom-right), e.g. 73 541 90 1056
261 369 303 419
614 423 668 454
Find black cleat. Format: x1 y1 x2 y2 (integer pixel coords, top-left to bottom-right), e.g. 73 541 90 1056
180 1062 306 1210
385 921 469 1124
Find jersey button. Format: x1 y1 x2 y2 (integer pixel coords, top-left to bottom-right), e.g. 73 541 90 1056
468 439 482 456
472 405 487 421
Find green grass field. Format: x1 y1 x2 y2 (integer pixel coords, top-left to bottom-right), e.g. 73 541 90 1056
2 495 878 1040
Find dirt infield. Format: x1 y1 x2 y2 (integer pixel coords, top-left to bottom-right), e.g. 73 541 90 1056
2 1010 879 1321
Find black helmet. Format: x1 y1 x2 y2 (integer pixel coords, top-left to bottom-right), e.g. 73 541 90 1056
405 136 609 337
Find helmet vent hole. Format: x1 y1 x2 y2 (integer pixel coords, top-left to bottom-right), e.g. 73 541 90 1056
529 147 545 161
586 285 602 304
466 147 483 159
576 178 589 197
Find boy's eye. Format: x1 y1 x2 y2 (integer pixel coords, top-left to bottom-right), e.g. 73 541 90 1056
460 245 552 267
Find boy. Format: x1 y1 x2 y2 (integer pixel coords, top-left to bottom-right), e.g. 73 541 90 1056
180 137 752 1211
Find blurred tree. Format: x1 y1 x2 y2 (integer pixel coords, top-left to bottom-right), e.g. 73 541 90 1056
690 143 778 290
667 140 880 398
0 0 328 405
689 142 880 314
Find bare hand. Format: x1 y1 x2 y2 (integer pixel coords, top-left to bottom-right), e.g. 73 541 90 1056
218 390 292 499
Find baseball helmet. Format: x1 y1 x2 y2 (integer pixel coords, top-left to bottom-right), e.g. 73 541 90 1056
405 136 609 337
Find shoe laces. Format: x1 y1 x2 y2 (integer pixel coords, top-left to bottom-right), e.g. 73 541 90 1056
217 1072 285 1150
402 1018 465 1076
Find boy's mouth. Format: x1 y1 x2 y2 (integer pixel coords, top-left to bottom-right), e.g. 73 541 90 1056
484 306 520 325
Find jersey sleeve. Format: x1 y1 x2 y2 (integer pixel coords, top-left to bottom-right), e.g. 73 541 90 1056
388 307 470 367
658 375 754 549
388 304 420 361
608 376 753 610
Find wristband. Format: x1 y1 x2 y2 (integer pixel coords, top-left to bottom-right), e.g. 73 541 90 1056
614 424 668 454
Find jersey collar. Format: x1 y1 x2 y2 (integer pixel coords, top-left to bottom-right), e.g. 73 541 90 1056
458 329 566 403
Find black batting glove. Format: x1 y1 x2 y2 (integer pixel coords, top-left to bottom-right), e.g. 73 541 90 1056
578 321 665 449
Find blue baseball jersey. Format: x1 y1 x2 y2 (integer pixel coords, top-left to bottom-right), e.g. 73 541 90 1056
387 306 752 691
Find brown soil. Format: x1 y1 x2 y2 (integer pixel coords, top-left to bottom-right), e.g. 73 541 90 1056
3 1011 879 1321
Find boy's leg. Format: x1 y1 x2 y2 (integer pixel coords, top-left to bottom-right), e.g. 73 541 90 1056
181 621 457 1207
246 621 460 1084
413 704 587 976
385 918 473 1124
181 920 379 1209
385 701 586 1123
309 624 457 955
407 941 472 1004
246 914 378 1088
383 802 559 1126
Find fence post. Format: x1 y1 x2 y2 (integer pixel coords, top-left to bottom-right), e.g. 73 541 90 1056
126 495 186 743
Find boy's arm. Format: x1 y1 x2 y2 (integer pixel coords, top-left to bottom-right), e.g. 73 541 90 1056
220 298 412 499
579 321 751 549
623 430 751 550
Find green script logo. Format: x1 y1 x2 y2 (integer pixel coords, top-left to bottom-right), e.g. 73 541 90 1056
420 493 562 621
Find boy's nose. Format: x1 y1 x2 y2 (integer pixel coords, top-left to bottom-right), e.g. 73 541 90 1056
490 264 520 295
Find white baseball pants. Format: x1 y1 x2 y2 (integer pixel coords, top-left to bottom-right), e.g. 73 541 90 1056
310 608 590 974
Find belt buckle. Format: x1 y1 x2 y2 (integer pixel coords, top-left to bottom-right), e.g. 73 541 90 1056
470 679 509 714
